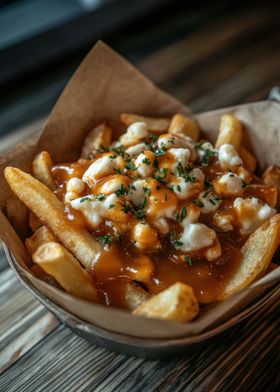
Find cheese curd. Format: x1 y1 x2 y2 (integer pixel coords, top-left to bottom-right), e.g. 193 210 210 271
214 212 234 232
127 179 146 206
135 151 155 177
66 177 85 193
82 154 125 186
119 122 149 147
97 175 129 195
158 133 197 161
218 144 243 171
172 168 205 200
233 197 276 235
126 143 146 156
71 193 120 228
198 190 221 214
132 223 161 250
179 220 218 253
213 172 243 196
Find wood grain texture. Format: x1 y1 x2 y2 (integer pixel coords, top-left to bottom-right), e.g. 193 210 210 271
1 1 280 390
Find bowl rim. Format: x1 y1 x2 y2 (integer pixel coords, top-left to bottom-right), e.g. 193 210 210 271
5 244 280 349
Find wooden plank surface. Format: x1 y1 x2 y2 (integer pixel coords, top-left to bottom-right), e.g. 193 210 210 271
1 1 280 391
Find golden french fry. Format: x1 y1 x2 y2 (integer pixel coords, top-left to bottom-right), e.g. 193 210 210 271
238 146 256 173
33 151 56 190
215 114 243 149
218 214 280 300
31 264 62 289
120 113 170 132
81 123 112 158
262 165 280 209
133 282 199 322
4 167 101 269
33 242 98 301
25 225 55 255
29 211 42 231
124 281 151 311
168 114 200 141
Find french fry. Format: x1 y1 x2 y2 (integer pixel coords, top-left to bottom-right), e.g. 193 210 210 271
25 225 55 255
33 242 98 301
29 212 42 232
262 165 280 209
81 123 112 158
120 113 170 132
124 281 151 311
238 146 256 173
133 282 199 322
31 264 62 289
168 114 200 141
32 151 56 190
4 167 101 269
218 214 280 300
215 114 243 149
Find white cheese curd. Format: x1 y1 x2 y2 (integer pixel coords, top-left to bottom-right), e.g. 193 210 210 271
157 134 196 160
198 190 221 214
99 177 126 195
153 217 169 234
214 172 243 196
64 191 78 203
218 144 243 170
126 143 146 156
233 197 276 235
66 177 85 194
197 142 217 159
82 155 124 186
179 220 216 252
214 213 234 232
205 241 222 261
132 223 160 250
120 122 149 147
127 179 146 206
169 148 190 172
135 152 155 177
71 194 118 228
173 168 205 200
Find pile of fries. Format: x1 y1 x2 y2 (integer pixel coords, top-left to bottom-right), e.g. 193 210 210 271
4 113 280 323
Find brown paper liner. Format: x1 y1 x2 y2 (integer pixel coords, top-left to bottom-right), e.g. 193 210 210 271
0 41 279 339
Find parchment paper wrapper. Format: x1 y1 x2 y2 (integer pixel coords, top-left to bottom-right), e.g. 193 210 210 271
0 41 279 339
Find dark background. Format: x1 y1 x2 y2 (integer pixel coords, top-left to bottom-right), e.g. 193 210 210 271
0 0 279 141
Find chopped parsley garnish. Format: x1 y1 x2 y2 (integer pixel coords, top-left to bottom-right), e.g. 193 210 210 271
153 158 159 169
177 162 195 183
95 193 106 201
192 199 204 207
179 206 187 222
155 168 168 184
109 154 117 160
195 142 218 166
96 234 112 247
109 145 126 157
142 157 151 165
125 161 136 171
115 184 127 197
155 146 167 157
184 255 193 265
202 186 212 199
177 185 181 192
109 204 115 209
121 202 133 213
79 196 91 203
170 232 183 248
143 187 151 196
113 167 124 174
156 185 162 190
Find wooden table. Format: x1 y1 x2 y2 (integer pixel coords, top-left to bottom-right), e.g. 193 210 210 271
1 2 280 390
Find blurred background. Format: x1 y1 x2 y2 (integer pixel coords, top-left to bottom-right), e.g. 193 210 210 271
0 0 280 153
